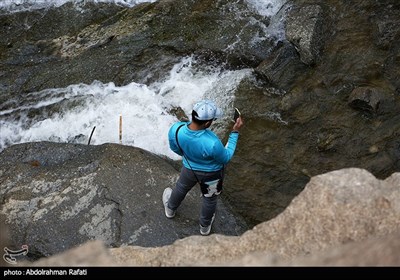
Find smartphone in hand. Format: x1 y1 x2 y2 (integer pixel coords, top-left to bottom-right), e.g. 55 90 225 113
233 107 241 122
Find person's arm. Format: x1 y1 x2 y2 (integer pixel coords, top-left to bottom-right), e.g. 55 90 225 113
213 116 244 164
212 131 238 164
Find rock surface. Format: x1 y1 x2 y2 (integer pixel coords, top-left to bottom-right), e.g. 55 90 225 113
0 142 247 260
107 168 399 266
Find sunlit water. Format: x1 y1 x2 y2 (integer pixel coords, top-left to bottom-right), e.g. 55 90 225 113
0 56 252 158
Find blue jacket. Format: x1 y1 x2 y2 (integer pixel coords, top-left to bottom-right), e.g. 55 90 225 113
168 121 239 172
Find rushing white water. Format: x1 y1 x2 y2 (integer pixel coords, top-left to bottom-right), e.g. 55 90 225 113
0 56 252 158
246 0 285 17
0 0 286 158
246 0 287 43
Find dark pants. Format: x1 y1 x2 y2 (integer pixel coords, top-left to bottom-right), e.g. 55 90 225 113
168 166 224 227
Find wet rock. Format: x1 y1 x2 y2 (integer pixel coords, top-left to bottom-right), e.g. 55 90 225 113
285 3 330 65
348 86 390 116
255 41 308 90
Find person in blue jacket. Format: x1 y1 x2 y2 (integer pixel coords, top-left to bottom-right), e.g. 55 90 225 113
163 100 244 235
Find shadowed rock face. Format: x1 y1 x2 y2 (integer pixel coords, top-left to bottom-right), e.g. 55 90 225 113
225 0 400 226
0 142 247 260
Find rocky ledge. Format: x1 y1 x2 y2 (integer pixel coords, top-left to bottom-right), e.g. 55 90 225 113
1 142 399 266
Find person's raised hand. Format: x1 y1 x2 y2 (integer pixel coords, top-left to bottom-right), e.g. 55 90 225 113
232 116 243 132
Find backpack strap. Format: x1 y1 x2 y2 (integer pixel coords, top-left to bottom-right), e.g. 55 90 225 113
175 124 200 184
175 124 185 151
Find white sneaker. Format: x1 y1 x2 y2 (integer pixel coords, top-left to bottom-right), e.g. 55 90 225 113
162 187 175 218
200 214 215 236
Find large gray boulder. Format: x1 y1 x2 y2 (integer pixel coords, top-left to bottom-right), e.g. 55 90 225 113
0 142 247 259
218 230 400 266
